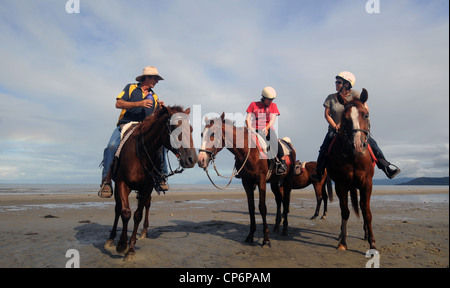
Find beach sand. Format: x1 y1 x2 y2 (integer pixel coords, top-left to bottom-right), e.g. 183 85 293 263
0 187 448 268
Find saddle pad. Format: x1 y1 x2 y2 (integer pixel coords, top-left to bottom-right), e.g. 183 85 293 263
120 121 139 139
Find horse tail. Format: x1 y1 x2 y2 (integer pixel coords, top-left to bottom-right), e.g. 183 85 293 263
350 188 360 218
326 176 333 202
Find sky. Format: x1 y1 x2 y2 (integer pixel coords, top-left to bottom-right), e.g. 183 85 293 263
0 0 448 184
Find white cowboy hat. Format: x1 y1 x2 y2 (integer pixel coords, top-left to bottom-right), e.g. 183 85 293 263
136 66 164 82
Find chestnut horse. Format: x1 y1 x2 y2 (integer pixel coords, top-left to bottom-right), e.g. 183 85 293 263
198 113 296 247
104 105 198 260
326 89 376 251
290 161 333 220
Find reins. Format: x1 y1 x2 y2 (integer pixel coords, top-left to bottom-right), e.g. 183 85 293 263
199 146 251 190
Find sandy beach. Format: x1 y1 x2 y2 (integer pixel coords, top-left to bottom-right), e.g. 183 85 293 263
0 186 448 269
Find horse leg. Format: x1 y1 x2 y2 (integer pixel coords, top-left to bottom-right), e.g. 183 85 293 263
258 179 270 247
116 183 132 254
311 183 322 220
243 179 257 244
139 193 152 239
270 182 282 233
321 183 329 219
104 185 121 250
360 185 377 250
336 185 350 251
281 183 292 236
124 189 151 261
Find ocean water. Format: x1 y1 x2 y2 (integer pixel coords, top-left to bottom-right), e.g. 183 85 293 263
0 183 447 199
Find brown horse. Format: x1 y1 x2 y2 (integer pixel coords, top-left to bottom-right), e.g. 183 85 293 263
289 161 333 220
197 113 296 247
326 89 376 251
104 105 198 260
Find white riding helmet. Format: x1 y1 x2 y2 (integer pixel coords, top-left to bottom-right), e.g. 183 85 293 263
336 71 356 88
262 87 277 99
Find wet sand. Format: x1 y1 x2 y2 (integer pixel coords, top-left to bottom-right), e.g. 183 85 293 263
0 187 448 268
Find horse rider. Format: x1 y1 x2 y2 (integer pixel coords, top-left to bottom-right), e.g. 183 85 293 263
245 87 287 174
311 71 401 181
98 66 169 198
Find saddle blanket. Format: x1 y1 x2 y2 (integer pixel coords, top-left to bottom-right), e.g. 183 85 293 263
250 131 293 165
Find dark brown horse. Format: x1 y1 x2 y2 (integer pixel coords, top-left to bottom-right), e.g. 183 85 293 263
289 161 333 220
104 105 198 260
197 113 296 247
326 89 376 251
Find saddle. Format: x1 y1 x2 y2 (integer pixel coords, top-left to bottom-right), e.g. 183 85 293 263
250 131 295 177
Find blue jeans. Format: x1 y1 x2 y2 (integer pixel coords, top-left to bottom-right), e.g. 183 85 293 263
101 126 169 181
102 126 121 180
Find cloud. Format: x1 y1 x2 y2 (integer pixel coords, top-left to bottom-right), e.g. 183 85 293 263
0 0 448 183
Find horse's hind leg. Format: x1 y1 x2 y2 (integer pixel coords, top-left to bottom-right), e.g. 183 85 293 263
311 184 322 220
321 183 329 219
271 182 282 233
258 180 270 247
281 185 291 236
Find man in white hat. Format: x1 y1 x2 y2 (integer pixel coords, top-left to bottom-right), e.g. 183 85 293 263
98 66 167 198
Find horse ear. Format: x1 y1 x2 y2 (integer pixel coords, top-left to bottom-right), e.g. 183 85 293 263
184 108 191 115
220 112 225 122
360 88 368 104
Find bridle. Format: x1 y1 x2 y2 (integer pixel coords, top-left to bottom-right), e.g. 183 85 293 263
138 113 190 182
199 125 251 190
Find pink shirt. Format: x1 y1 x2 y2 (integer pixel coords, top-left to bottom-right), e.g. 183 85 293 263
246 101 280 130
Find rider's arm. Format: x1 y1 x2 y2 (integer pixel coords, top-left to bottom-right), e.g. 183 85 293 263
116 98 153 109
324 107 339 131
245 113 254 131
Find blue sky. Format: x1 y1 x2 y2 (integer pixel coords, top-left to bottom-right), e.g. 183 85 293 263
0 0 448 184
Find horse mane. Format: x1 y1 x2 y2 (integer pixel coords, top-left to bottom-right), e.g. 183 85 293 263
138 105 185 134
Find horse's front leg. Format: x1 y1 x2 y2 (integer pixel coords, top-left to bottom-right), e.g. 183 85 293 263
104 186 121 250
125 189 152 261
116 184 132 254
243 179 256 244
258 179 270 247
139 193 152 239
270 182 282 233
360 185 377 250
336 185 350 251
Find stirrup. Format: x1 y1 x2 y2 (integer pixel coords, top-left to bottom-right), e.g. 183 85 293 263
385 164 401 179
98 182 113 198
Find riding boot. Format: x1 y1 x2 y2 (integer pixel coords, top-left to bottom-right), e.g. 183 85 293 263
98 172 113 198
276 158 287 174
377 157 401 179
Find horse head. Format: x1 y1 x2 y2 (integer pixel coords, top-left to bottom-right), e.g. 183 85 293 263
159 105 198 168
338 89 370 155
197 112 227 169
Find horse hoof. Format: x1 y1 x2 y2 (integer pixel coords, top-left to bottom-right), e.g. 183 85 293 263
124 251 135 261
139 233 147 240
337 244 347 251
262 241 271 248
116 243 129 254
104 239 115 250
245 236 254 243
273 226 280 233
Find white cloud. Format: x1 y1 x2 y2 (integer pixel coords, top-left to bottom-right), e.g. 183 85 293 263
0 0 448 183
